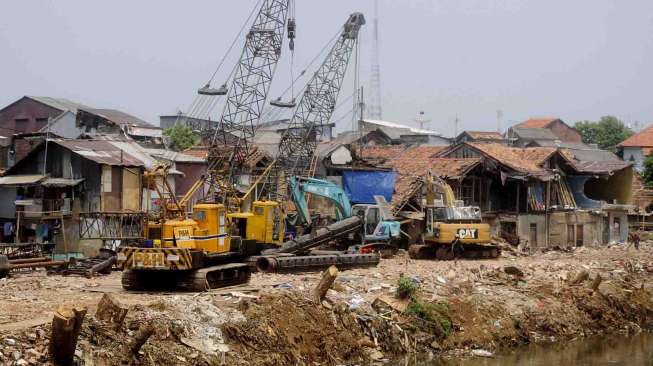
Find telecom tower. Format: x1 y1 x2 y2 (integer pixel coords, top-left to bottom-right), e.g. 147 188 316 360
368 0 383 120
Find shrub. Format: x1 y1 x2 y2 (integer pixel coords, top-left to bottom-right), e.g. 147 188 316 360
396 276 418 299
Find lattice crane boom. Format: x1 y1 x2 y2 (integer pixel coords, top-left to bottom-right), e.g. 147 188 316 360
277 13 366 177
208 0 290 180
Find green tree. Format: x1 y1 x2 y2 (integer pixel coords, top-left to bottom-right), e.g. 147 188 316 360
163 125 199 152
641 154 653 188
574 116 633 151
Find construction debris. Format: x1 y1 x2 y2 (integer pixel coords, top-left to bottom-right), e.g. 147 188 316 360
0 244 650 365
95 294 128 330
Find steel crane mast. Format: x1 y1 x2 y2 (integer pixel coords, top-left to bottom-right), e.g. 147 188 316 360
208 0 290 193
277 13 366 178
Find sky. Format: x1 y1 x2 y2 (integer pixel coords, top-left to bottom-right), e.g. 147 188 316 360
1 0 653 137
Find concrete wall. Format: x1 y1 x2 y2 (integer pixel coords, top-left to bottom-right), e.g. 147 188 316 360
548 211 601 247
517 214 547 248
622 147 644 172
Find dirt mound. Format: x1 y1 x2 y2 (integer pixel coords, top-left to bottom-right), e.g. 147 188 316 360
222 293 370 366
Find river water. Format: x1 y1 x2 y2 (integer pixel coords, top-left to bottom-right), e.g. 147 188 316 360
395 332 653 366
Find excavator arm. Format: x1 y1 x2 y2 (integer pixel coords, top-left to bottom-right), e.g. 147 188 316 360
288 176 352 226
425 171 456 207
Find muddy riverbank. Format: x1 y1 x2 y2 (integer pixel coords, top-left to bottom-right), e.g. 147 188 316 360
0 244 651 365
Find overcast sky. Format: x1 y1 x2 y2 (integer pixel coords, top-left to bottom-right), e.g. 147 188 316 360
1 0 653 137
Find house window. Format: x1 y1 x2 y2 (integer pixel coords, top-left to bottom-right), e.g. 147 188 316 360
102 166 112 193
15 118 28 123
576 225 584 246
35 118 48 124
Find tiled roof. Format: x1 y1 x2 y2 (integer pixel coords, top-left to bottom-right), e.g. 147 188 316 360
465 142 556 175
359 145 407 163
618 124 653 148
371 145 479 207
515 118 559 128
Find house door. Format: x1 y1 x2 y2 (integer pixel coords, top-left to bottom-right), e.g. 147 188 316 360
529 223 538 247
576 225 584 246
122 168 140 211
602 217 610 244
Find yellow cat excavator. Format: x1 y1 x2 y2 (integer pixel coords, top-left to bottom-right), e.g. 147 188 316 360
408 173 500 260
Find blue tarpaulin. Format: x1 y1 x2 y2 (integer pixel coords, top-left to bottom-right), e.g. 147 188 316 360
342 171 396 204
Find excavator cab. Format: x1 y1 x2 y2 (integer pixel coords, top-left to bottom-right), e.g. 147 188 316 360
351 203 400 243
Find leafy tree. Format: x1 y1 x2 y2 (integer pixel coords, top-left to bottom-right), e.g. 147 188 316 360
574 116 633 151
641 154 653 188
163 125 199 152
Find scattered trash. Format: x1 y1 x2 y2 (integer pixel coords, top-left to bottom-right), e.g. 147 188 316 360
348 295 365 310
471 349 493 357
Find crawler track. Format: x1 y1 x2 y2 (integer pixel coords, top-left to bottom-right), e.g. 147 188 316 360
122 263 251 292
408 243 500 260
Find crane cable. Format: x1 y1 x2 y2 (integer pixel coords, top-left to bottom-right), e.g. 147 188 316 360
175 0 265 128
351 33 361 132
207 0 264 86
260 25 344 123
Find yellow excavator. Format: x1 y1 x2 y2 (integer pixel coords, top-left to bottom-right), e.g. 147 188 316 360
117 165 279 291
408 173 500 260
117 9 372 290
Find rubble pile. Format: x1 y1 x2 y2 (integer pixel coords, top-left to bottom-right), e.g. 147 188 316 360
0 245 650 365
222 293 370 365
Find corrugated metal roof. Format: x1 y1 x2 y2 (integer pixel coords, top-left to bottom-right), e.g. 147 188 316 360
128 126 162 137
507 127 558 140
361 119 441 138
28 96 91 113
144 148 205 163
52 139 144 166
83 108 155 128
42 178 85 187
559 149 631 174
0 174 47 186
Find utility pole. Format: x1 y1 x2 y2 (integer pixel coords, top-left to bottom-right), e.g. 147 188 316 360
454 114 459 137
368 0 383 120
497 110 503 133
